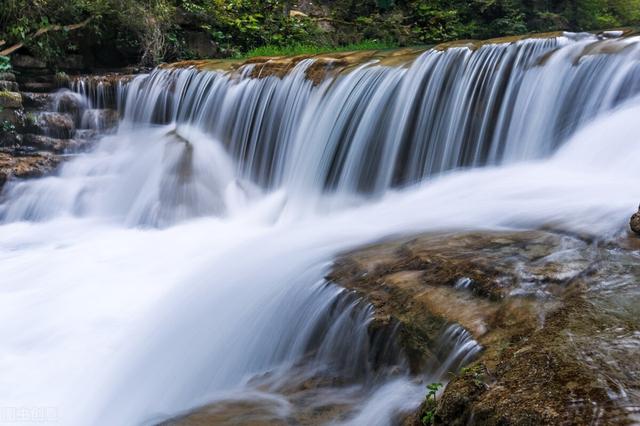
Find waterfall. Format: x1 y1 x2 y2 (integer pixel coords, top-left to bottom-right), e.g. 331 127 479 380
118 33 640 193
4 33 639 228
0 33 639 425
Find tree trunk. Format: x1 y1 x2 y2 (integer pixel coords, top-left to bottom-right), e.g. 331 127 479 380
0 17 92 57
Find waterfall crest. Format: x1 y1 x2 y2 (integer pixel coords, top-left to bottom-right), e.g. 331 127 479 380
3 33 639 227
119 33 640 194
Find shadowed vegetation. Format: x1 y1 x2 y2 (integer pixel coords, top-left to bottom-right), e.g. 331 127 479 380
0 0 638 67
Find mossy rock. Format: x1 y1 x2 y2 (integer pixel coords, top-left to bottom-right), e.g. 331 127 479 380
0 91 23 109
330 231 640 425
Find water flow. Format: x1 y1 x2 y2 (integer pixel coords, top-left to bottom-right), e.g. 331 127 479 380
1 33 640 425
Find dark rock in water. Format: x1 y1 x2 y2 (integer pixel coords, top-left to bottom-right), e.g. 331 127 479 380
26 112 75 139
80 109 119 130
0 132 22 147
631 207 640 236
0 91 23 109
53 90 86 116
21 92 53 109
0 80 20 92
0 108 25 127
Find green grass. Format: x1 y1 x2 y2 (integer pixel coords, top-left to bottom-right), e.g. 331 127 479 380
242 39 398 58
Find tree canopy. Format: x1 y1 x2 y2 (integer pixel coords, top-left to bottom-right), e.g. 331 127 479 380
1 0 638 66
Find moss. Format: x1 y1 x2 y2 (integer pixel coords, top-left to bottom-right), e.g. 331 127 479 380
165 48 422 85
0 91 22 109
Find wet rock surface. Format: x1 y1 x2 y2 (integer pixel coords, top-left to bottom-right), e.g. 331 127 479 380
0 72 125 191
164 48 425 85
20 92 53 109
164 31 638 86
0 91 22 109
631 207 640 236
0 150 60 187
162 230 640 426
329 231 640 425
20 134 91 154
0 80 20 92
25 112 75 139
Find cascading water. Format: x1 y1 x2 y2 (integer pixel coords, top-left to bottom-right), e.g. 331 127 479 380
1 32 640 425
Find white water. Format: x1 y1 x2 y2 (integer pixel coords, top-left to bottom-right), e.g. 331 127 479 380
1 34 640 425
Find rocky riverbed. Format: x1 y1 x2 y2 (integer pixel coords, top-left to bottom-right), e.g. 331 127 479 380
0 64 127 190
160 229 640 425
330 230 640 425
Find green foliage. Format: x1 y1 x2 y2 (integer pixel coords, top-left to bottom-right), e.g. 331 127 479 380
179 0 326 57
421 382 443 425
243 39 397 58
0 57 11 72
460 363 485 387
407 0 640 44
0 0 638 66
25 113 38 128
1 120 17 134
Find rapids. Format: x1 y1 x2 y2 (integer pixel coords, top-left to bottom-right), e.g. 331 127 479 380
1 32 639 425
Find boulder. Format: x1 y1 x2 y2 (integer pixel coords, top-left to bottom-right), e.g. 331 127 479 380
26 112 75 139
21 134 88 154
20 82 55 93
183 31 218 58
80 109 119 130
53 90 87 115
11 54 47 69
53 72 71 88
0 108 25 127
0 80 20 92
0 91 23 109
0 151 60 189
329 231 640 425
0 72 17 82
0 131 21 147
20 92 52 109
631 207 640 235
